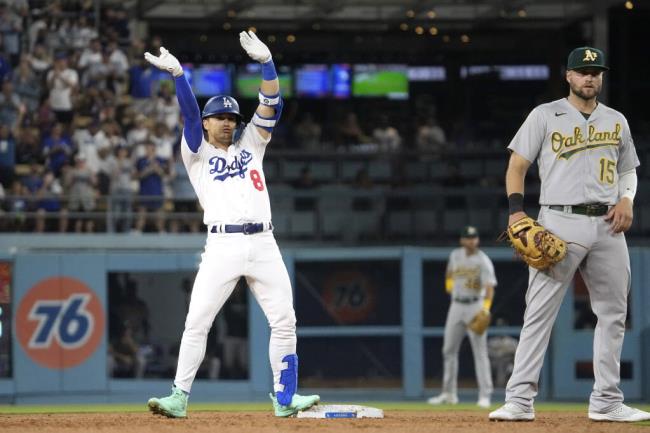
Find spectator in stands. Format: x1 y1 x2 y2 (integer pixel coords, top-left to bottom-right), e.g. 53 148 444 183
0 80 24 128
46 52 79 125
150 121 175 160
0 2 23 65
127 113 151 151
26 43 51 76
0 35 11 82
64 153 97 233
12 56 41 112
416 116 447 153
128 54 155 113
372 114 401 152
42 122 73 177
78 37 102 80
153 83 180 132
96 145 116 196
73 118 110 175
34 170 65 232
27 10 47 53
106 40 129 96
15 126 41 165
104 120 127 149
294 113 322 151
84 48 112 91
70 15 97 51
169 153 200 233
134 141 168 233
110 146 134 232
5 179 27 231
0 123 16 187
337 112 368 148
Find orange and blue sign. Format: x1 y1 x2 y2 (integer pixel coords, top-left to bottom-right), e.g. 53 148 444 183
16 277 105 369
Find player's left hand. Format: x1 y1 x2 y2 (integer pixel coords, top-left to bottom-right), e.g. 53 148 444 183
605 197 633 233
239 30 272 63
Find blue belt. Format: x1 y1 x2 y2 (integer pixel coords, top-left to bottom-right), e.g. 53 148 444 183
210 222 273 235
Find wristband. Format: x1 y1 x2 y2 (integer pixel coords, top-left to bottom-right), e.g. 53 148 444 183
445 277 453 294
482 298 493 311
508 193 524 214
261 59 277 81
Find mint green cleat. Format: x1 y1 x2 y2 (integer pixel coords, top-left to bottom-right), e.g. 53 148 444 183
147 386 188 418
270 392 320 417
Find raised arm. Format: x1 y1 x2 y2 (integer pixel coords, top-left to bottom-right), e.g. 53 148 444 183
144 47 202 152
239 31 281 141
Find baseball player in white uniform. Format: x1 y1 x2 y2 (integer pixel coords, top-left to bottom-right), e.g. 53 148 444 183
144 31 319 418
427 226 496 408
489 47 650 422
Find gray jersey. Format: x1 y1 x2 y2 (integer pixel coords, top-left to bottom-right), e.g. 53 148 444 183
447 248 497 298
508 98 639 205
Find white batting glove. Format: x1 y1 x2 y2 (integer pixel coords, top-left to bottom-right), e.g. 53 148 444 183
239 30 272 63
143 46 183 77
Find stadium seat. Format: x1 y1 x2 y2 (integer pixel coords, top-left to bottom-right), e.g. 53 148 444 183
289 211 316 237
387 210 413 238
414 210 438 236
367 160 392 182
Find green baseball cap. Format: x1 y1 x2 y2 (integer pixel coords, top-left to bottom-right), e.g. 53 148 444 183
461 226 479 238
567 46 609 71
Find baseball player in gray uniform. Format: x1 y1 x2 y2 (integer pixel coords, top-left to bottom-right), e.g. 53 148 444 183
428 226 496 408
489 47 650 422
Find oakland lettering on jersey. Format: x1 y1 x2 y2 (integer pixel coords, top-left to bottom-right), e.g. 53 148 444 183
551 123 622 160
208 149 253 181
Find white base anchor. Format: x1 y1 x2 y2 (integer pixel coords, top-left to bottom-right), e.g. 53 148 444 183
297 404 384 419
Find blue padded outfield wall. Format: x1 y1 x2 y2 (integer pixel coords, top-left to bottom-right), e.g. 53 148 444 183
0 234 648 404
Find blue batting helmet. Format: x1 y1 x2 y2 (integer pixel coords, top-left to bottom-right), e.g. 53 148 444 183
201 95 243 123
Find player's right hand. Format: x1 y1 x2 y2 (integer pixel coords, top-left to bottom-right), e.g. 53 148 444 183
144 46 183 77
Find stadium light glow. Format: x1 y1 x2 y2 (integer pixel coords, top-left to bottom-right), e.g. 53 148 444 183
429 26 438 36
415 26 424 35
625 1 634 9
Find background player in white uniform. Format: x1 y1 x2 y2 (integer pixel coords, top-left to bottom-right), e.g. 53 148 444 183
489 47 650 422
427 226 496 409
143 31 319 418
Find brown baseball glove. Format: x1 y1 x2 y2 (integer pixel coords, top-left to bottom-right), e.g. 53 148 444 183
502 216 567 270
468 309 491 335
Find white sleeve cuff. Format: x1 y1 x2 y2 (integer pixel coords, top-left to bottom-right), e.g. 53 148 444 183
618 168 637 202
258 91 280 106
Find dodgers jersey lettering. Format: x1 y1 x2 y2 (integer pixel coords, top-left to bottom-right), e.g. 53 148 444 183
181 122 272 225
508 98 639 205
447 248 497 299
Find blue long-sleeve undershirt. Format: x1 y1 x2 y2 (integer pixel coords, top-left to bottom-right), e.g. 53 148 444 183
174 74 202 153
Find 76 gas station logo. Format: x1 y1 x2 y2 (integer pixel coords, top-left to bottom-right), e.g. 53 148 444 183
28 294 94 349
17 277 105 369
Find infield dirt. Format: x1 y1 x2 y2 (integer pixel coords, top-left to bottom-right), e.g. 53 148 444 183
1 410 648 433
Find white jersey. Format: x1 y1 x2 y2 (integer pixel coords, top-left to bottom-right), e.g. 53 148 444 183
447 248 497 299
180 123 272 225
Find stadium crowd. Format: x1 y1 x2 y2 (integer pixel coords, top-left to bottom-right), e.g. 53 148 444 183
1 1 648 240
